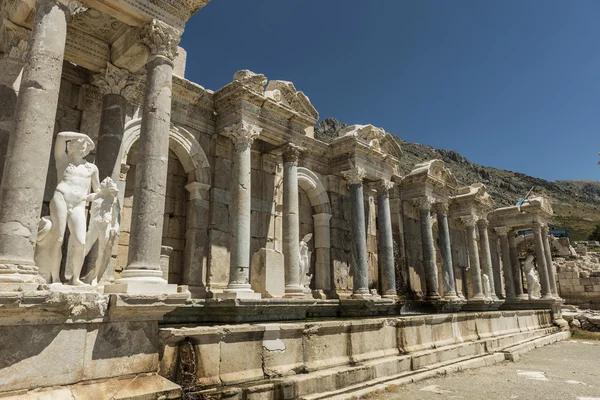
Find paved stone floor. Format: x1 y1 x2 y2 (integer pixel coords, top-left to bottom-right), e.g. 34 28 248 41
377 339 600 400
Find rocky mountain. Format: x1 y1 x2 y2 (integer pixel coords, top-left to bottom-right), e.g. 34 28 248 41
315 118 600 240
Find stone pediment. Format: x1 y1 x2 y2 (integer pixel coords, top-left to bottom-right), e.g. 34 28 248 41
264 80 319 121
452 183 494 209
403 159 458 189
337 124 386 151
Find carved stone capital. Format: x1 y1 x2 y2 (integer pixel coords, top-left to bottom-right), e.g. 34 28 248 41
342 167 366 185
224 121 262 151
412 196 434 211
433 202 449 216
494 226 511 237
140 19 181 61
92 63 137 97
541 224 549 235
375 179 394 195
282 143 305 164
185 181 211 200
0 21 30 61
461 215 479 228
532 221 543 233
477 219 489 229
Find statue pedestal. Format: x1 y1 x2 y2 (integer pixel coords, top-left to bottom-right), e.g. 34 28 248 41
250 248 284 298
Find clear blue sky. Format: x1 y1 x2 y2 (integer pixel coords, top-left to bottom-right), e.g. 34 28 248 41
181 0 600 182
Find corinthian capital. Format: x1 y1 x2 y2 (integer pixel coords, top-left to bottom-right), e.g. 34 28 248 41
141 19 182 61
224 121 262 150
433 202 449 216
282 143 305 164
342 167 366 185
494 226 511 237
461 215 479 228
0 21 30 62
477 218 489 229
412 196 434 211
375 179 394 195
92 63 137 96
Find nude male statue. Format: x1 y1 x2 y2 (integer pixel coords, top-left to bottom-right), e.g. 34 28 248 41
48 132 100 285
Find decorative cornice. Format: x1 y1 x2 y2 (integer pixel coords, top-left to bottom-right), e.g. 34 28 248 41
140 19 181 61
375 179 394 195
342 166 366 185
282 143 305 164
224 121 262 151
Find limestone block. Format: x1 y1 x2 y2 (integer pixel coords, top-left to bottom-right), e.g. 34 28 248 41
349 319 399 363
219 326 264 384
207 230 231 289
173 46 187 77
430 314 456 346
261 324 305 377
303 321 351 372
250 248 285 298
82 321 159 381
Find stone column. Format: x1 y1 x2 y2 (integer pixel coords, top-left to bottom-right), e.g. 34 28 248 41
0 21 29 185
376 179 396 297
495 227 515 299
541 225 558 298
477 219 498 300
282 144 304 297
532 222 553 299
489 233 505 298
313 213 332 297
220 121 261 298
416 197 440 300
119 20 181 290
92 63 135 181
463 217 485 300
342 167 369 297
508 231 527 299
434 203 458 300
0 0 74 288
182 181 210 298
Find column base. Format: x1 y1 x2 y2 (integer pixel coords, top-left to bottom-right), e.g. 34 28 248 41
425 294 441 301
284 285 306 298
188 284 208 299
0 263 45 291
109 268 178 294
217 283 261 299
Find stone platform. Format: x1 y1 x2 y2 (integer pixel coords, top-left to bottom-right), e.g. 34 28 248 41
159 309 566 399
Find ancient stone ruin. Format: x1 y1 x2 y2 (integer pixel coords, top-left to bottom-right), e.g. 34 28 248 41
0 1 571 398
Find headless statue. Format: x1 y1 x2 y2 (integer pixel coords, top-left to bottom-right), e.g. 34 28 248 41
483 274 492 300
84 177 120 285
299 233 313 289
36 132 99 285
522 255 541 299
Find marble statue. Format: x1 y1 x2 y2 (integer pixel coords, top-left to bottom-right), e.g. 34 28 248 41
36 132 100 285
84 177 120 285
523 255 541 299
299 233 313 289
483 274 492 300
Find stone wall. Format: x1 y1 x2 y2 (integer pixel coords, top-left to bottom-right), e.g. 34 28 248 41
556 256 600 309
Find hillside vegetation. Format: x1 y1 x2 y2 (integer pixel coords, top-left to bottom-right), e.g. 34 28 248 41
315 118 600 241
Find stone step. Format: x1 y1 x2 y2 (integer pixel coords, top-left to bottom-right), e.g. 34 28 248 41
187 327 563 400
301 331 570 400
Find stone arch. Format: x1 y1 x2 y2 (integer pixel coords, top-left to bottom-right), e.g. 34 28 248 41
297 167 332 297
120 118 210 184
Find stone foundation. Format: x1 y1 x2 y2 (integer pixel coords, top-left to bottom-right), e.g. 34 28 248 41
159 310 563 399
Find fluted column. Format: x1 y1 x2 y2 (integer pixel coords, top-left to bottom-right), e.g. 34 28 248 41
508 231 527 299
120 20 181 288
434 203 458 300
463 216 485 300
541 225 558 298
342 167 369 297
283 144 304 297
0 0 76 288
416 197 440 300
477 219 498 300
532 222 553 299
376 179 396 297
219 121 261 298
495 227 516 300
182 181 210 298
